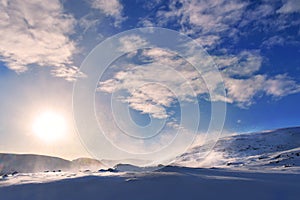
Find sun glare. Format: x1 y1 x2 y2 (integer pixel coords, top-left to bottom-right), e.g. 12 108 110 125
32 111 67 142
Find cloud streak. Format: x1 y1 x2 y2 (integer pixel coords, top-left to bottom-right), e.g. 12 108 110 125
155 0 248 49
214 51 263 77
277 0 300 14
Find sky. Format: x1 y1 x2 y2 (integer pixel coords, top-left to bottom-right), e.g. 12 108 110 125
0 0 300 162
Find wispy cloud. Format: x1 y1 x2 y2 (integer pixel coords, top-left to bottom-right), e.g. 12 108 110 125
89 0 125 26
214 51 263 77
118 35 149 53
0 0 81 81
155 0 248 48
240 0 300 33
277 0 300 14
138 0 300 108
143 0 299 51
78 14 101 34
224 74 300 107
98 45 300 114
120 84 173 119
261 35 286 48
98 47 208 119
264 74 300 97
51 66 86 82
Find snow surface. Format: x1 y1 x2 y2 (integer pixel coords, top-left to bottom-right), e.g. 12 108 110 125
175 127 300 172
0 127 300 200
0 167 299 200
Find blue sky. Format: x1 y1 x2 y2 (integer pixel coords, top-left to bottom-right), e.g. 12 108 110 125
0 0 300 160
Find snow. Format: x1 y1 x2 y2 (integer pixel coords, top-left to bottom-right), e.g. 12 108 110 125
0 154 104 174
175 127 300 172
0 167 299 200
0 127 300 199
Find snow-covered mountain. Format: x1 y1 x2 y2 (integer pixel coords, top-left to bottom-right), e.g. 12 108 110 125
175 127 300 171
1 127 300 175
0 154 104 174
0 154 71 174
1 127 300 200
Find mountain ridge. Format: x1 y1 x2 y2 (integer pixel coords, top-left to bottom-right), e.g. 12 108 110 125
1 126 300 174
0 153 104 174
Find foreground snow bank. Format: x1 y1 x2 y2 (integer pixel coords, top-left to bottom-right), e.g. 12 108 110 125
0 166 299 200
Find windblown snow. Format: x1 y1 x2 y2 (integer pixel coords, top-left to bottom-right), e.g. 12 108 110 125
175 127 300 171
0 127 299 200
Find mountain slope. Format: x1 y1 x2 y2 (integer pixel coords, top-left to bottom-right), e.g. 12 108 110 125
0 154 71 174
175 127 300 171
1 127 300 174
0 154 104 174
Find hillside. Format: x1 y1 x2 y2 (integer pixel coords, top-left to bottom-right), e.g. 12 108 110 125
1 127 300 200
0 154 104 174
175 127 300 171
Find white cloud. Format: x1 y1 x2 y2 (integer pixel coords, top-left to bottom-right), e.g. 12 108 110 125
89 0 125 26
51 66 86 82
98 48 208 119
224 75 266 106
241 3 274 27
138 18 156 28
118 35 149 53
78 14 100 34
141 0 163 10
214 51 263 77
154 0 299 50
98 44 300 113
264 74 300 97
277 0 300 14
240 1 300 33
261 35 285 48
156 0 248 48
224 74 300 107
193 35 221 49
94 1 300 113
121 84 173 119
0 0 80 80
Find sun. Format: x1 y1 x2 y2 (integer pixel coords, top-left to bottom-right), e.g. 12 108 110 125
32 111 67 142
